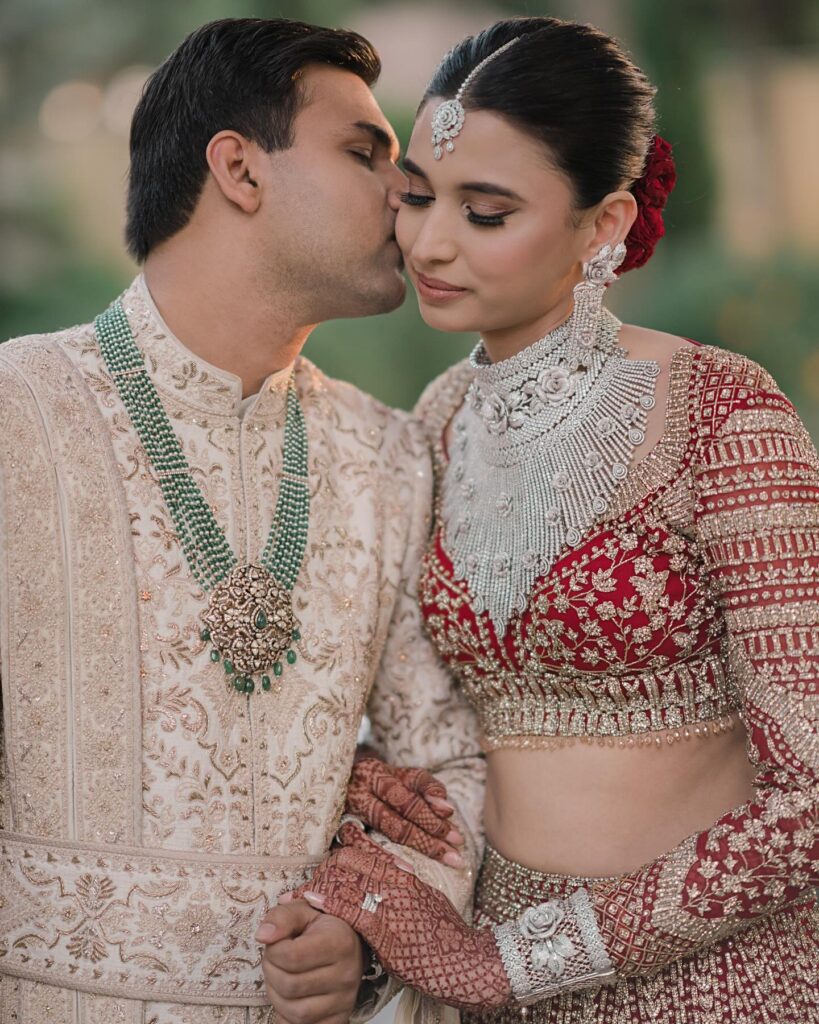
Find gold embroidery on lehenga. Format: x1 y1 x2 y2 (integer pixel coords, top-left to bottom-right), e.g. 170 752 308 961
468 845 818 1024
417 344 818 1020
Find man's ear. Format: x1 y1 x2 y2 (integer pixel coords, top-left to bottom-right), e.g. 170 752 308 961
206 130 263 213
581 191 637 262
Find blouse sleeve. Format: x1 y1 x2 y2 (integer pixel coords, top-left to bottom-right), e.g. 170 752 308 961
581 348 819 977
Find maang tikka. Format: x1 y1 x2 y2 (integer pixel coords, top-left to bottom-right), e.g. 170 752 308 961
431 37 521 160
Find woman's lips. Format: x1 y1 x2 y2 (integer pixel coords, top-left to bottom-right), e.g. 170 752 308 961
415 271 469 304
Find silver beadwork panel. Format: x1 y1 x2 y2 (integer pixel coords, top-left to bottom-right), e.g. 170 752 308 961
442 309 660 634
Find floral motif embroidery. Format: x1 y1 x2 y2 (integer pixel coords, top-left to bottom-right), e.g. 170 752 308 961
417 343 819 993
470 846 819 1024
467 365 583 435
0 277 485 1020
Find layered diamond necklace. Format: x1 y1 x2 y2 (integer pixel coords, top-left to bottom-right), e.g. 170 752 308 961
95 300 309 696
442 308 660 636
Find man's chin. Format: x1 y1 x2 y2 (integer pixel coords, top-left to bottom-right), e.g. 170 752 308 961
321 268 407 321
360 273 407 317
384 273 408 312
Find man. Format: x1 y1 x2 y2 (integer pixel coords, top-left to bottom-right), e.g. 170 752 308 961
0 19 483 1024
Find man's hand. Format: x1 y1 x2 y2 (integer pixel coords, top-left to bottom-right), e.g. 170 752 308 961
255 901 366 1024
286 823 510 1012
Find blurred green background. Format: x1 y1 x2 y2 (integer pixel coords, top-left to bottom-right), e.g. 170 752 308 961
1 0 818 437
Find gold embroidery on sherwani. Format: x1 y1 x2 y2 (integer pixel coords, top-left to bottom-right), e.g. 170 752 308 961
0 338 143 841
0 335 145 1023
1 277 486 1023
0 349 71 840
41 341 143 846
1 832 320 1004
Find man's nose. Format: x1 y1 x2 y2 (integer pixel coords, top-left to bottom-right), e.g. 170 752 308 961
386 164 408 212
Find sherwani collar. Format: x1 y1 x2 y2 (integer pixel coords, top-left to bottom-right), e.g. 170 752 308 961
119 275 294 421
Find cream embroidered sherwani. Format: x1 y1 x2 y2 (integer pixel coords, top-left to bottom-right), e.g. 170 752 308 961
0 277 484 1024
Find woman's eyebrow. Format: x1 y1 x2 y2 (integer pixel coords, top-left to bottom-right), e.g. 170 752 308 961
402 157 523 201
459 181 524 201
402 157 428 179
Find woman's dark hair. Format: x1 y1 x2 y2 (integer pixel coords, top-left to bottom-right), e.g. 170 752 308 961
126 18 380 262
423 16 656 211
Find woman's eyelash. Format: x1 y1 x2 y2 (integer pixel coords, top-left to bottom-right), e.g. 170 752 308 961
466 208 508 227
399 192 508 227
352 151 374 166
399 192 433 207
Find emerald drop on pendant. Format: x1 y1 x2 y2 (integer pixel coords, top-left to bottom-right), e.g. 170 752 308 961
254 610 269 630
273 662 283 677
291 629 301 642
245 678 255 694
233 677 245 692
224 660 234 675
201 628 211 642
262 675 272 692
210 650 220 663
286 649 297 665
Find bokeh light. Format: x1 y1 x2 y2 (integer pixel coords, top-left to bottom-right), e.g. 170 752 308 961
3 0 818 441
39 81 103 142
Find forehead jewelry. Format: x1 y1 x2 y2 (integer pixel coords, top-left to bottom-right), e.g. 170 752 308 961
431 37 521 160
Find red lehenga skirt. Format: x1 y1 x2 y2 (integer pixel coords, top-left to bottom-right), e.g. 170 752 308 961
463 846 819 1024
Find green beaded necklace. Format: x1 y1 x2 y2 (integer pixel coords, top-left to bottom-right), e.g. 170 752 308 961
94 300 309 695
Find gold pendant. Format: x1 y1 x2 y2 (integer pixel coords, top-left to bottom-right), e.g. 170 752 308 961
202 564 296 677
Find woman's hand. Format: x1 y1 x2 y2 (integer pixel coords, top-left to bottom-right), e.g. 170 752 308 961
345 756 465 865
283 822 510 1012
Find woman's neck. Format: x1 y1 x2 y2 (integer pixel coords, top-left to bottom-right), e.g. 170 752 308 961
479 294 575 365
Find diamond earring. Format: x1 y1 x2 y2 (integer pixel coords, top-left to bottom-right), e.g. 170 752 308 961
564 242 627 370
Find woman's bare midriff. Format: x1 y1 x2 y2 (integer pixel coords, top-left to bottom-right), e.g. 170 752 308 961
483 713 757 877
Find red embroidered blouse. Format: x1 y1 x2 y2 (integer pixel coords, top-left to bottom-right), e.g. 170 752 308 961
416 344 818 973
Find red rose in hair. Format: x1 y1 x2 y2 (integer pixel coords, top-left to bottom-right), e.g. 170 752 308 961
619 204 665 274
617 135 676 275
636 136 676 209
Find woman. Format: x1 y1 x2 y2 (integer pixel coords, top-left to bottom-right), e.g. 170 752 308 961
289 16 819 1022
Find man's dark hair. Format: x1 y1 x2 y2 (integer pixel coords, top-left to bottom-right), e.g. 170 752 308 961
126 18 380 262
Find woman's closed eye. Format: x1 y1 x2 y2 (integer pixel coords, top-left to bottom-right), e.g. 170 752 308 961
399 191 433 207
400 192 512 227
465 205 511 227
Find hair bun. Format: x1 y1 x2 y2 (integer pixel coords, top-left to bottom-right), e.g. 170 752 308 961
618 135 677 275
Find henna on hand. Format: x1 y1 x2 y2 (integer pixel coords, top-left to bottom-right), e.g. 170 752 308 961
292 824 510 1011
345 757 464 862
